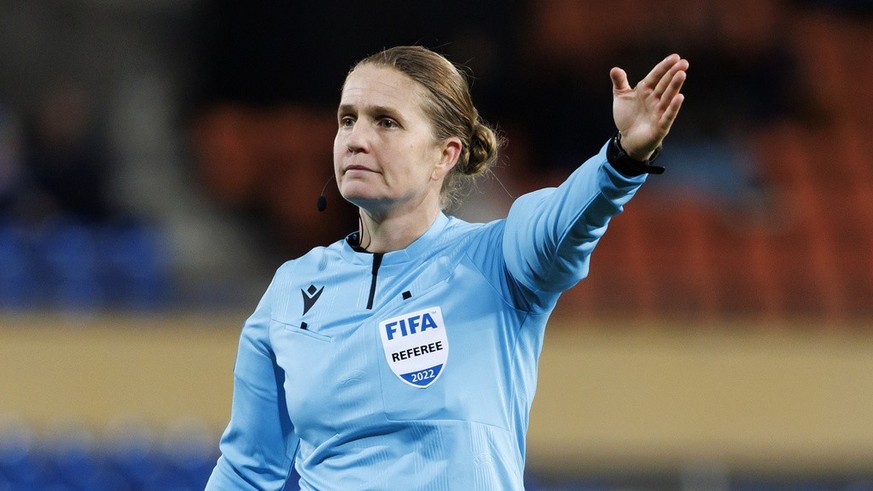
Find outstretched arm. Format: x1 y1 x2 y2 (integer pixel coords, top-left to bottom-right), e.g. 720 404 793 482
501 55 688 304
610 54 689 161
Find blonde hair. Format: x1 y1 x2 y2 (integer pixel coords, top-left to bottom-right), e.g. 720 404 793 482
350 46 501 209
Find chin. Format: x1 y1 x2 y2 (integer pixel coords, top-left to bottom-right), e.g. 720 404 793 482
339 186 384 209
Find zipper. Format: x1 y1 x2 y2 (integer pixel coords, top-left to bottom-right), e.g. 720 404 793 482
366 253 384 310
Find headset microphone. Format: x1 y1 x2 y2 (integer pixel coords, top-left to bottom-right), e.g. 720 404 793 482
316 175 335 212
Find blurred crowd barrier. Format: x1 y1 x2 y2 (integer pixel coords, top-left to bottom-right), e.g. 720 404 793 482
2 316 873 490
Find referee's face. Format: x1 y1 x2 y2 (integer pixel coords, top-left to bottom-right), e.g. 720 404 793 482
334 64 458 216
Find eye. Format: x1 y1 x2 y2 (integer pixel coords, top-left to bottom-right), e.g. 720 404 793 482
339 116 355 128
378 117 399 129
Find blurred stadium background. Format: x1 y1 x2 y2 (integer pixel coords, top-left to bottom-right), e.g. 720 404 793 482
1 0 872 489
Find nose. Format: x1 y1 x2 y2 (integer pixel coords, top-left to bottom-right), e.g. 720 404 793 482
344 121 371 153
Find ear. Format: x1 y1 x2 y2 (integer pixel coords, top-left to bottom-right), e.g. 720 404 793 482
431 137 462 181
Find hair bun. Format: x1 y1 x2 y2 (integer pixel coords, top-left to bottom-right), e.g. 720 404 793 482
463 122 499 176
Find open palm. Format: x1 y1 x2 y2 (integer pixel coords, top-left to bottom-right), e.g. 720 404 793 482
611 54 689 161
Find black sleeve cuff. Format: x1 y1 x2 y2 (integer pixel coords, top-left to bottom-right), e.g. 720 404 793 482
606 133 665 177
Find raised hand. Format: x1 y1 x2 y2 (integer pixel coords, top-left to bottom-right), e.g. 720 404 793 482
610 54 689 161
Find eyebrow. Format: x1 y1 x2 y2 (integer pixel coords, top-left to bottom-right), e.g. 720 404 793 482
337 104 401 118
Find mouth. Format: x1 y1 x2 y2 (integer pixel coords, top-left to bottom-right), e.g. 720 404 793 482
344 164 377 174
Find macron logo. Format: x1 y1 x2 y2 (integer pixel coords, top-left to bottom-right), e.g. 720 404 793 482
301 284 324 315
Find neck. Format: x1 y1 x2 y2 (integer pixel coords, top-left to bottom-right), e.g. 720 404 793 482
357 205 440 253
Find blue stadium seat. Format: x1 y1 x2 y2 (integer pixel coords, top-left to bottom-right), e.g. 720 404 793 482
98 222 171 310
40 221 101 310
0 225 37 308
0 420 45 490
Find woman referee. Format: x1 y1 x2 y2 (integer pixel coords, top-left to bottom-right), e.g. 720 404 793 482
206 45 688 490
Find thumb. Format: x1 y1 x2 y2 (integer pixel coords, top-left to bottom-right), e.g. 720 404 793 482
610 67 630 93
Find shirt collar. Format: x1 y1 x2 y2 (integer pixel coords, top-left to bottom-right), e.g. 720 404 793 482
341 212 450 265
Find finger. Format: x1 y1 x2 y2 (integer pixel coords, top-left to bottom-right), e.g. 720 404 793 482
653 58 689 99
639 53 681 90
659 93 685 133
610 67 631 93
657 69 687 110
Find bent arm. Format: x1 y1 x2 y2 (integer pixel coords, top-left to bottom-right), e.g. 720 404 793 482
206 285 298 490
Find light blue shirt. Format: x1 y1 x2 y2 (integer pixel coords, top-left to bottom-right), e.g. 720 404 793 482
206 143 646 490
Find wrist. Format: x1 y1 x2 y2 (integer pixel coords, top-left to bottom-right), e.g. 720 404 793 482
606 132 664 177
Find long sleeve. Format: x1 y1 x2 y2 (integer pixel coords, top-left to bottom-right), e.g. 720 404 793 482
502 141 646 305
206 281 299 490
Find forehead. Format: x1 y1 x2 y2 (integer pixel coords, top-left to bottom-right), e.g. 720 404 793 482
340 64 428 111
